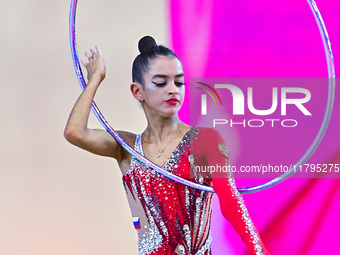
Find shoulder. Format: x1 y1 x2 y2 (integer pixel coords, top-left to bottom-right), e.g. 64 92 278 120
192 127 224 143
114 130 137 161
191 127 228 156
116 130 137 148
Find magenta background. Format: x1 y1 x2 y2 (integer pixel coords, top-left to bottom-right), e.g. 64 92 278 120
169 0 340 254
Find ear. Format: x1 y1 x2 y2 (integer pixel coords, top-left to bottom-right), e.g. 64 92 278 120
130 82 144 102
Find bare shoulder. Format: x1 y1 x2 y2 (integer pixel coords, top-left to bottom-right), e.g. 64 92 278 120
115 130 137 160
116 130 136 148
115 130 137 174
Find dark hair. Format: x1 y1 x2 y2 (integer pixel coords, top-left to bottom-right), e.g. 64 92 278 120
132 36 181 85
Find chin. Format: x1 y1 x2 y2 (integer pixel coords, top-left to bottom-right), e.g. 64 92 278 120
162 109 180 118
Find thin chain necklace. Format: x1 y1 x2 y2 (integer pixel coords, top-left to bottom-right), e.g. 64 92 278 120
150 122 183 158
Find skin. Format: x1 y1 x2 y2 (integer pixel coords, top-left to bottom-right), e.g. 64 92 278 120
64 46 269 254
64 46 191 255
64 46 191 176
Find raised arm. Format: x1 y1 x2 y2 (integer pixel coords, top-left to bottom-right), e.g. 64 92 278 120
194 128 270 254
64 46 125 160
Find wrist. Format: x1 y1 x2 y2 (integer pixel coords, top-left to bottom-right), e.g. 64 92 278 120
88 72 105 85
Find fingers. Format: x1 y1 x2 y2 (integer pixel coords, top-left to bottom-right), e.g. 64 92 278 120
82 46 103 68
84 46 102 61
84 51 92 61
80 59 87 68
84 50 95 61
90 48 97 57
95 45 102 56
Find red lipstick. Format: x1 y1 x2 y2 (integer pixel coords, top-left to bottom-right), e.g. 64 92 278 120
166 98 179 105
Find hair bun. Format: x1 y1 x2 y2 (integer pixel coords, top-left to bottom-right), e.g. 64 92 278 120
138 36 157 54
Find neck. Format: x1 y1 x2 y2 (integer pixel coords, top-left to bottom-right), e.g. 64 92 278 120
143 115 182 144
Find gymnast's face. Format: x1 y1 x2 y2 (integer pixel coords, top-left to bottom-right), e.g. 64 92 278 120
140 56 185 118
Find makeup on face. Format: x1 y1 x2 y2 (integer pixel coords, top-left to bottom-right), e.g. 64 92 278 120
151 73 185 88
165 98 180 105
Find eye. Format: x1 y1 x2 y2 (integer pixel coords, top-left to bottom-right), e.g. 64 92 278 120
152 81 167 87
175 82 185 87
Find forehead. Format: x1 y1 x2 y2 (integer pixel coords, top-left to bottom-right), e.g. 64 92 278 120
146 56 183 78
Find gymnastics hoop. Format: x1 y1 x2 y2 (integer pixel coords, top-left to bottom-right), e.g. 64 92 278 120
69 0 335 194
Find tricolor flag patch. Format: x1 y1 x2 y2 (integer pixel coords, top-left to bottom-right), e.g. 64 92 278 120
133 217 140 229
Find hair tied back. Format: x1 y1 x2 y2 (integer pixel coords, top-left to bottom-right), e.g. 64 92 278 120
138 36 157 54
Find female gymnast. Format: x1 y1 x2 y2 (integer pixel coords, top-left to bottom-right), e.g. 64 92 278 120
64 36 269 255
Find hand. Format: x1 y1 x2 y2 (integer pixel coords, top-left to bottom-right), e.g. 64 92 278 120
81 45 106 82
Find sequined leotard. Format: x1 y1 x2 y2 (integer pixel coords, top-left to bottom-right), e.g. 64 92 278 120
122 127 269 255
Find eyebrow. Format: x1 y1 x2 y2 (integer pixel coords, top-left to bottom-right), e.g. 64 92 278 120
152 73 185 79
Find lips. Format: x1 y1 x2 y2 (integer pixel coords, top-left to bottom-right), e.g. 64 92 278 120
165 98 179 105
166 98 179 103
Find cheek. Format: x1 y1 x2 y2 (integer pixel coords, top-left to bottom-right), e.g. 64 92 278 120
144 87 164 101
180 87 185 97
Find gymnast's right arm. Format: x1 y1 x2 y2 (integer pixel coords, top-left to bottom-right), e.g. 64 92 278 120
64 46 124 160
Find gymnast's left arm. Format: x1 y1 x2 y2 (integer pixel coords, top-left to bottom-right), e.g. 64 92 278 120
199 128 270 255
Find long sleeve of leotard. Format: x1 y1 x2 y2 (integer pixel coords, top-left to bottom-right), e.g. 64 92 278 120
193 128 269 255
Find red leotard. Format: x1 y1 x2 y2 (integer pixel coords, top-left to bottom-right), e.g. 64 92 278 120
122 127 269 255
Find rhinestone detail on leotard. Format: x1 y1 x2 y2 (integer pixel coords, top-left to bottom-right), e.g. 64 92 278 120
123 127 213 255
122 127 267 255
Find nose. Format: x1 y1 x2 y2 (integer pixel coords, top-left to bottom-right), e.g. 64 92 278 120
167 81 179 96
